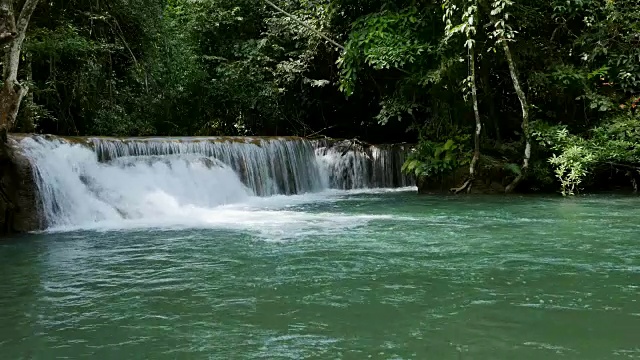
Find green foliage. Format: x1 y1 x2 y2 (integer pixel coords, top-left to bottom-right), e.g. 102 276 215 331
22 0 350 137
374 94 418 126
590 113 640 166
534 112 640 195
533 122 594 195
337 6 431 97
402 130 471 178
503 162 521 176
9 0 640 195
549 145 596 196
28 26 111 56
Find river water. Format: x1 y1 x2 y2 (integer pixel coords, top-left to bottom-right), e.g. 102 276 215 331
1 190 638 359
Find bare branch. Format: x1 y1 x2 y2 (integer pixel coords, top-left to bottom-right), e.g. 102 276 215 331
305 125 336 138
263 0 345 51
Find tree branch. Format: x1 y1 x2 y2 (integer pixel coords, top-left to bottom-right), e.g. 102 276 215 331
305 125 336 138
16 0 38 35
263 0 344 50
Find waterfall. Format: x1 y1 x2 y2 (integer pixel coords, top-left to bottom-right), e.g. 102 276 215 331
90 136 325 196
16 135 413 228
315 141 413 189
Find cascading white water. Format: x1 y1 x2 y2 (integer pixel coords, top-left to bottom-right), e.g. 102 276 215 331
21 137 253 228
315 142 413 189
17 135 413 229
90 136 326 196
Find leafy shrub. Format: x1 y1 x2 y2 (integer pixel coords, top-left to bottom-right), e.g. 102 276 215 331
402 131 471 178
533 111 640 195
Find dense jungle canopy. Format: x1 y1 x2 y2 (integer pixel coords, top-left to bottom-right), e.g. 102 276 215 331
1 0 639 194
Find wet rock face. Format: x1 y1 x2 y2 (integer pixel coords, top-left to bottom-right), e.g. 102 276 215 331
0 139 41 234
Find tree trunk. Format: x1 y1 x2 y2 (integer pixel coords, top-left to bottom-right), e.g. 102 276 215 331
451 46 482 194
0 81 27 132
0 0 39 138
503 41 530 193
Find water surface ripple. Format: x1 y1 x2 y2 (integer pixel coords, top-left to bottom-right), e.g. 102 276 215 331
1 192 639 359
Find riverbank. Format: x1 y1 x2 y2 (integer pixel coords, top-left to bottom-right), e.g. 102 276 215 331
416 160 640 196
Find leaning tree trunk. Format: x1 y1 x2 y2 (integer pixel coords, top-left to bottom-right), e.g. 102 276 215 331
451 46 482 194
503 40 530 193
0 0 40 140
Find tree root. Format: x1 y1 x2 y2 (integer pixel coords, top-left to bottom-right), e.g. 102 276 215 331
449 178 473 194
505 174 523 193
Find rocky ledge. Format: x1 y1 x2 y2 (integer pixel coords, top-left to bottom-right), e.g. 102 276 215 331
0 138 41 234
